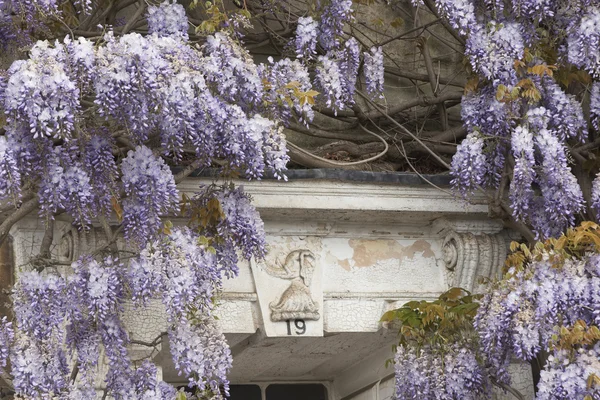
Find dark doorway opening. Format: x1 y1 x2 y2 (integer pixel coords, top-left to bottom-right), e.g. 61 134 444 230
266 384 328 400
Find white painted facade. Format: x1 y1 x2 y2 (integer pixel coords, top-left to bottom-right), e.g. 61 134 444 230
8 176 534 399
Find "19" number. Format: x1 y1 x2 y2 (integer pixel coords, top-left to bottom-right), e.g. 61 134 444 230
285 319 306 335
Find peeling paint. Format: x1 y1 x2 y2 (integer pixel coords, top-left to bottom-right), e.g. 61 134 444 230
337 239 435 270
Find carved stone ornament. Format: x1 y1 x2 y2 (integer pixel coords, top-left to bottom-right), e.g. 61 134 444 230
263 249 320 322
442 231 507 292
56 224 116 262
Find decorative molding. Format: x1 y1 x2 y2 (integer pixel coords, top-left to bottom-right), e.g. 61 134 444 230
56 225 110 262
442 231 507 292
265 250 320 322
432 217 505 236
177 179 489 219
251 246 324 337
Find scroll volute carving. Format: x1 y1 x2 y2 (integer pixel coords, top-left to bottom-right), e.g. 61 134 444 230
264 249 320 322
57 225 112 263
442 231 507 292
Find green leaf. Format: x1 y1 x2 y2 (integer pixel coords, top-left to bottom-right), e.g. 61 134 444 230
403 301 420 310
380 310 398 322
406 314 421 328
176 391 187 400
448 302 479 315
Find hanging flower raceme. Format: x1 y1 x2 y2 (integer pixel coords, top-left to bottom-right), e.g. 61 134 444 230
2 41 79 140
315 54 345 111
84 135 118 216
94 33 169 143
363 46 384 98
509 125 536 222
12 271 69 342
258 58 314 126
394 344 490 400
0 135 21 203
318 0 354 51
0 317 14 369
534 128 585 238
169 318 232 398
338 38 360 105
147 1 189 40
568 7 600 77
435 0 477 36
295 16 318 61
0 7 15 48
385 289 491 400
10 336 70 397
537 344 600 400
466 22 525 84
121 145 180 245
202 32 264 111
451 132 488 196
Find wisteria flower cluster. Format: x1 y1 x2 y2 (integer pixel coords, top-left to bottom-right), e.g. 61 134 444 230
442 0 600 239
394 344 490 400
169 318 232 396
259 58 314 126
128 225 233 397
475 223 600 397
147 1 189 40
294 16 318 60
2 230 239 399
0 0 331 398
363 46 385 98
121 145 180 245
290 1 385 106
537 345 600 400
185 185 267 278
384 288 493 399
318 0 354 51
0 19 299 232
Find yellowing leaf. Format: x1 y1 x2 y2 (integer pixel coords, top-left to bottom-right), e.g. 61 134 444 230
112 197 123 222
441 287 464 301
464 77 479 94
495 84 507 101
390 17 404 28
284 81 302 89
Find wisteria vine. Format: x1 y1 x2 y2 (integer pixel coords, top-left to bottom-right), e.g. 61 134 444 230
444 0 600 239
0 0 389 398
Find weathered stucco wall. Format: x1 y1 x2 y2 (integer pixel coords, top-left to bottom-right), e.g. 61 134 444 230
7 177 533 399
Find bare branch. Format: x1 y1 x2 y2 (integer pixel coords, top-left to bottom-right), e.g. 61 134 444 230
287 124 388 168
314 141 386 158
97 216 120 255
377 17 442 46
365 91 463 120
420 0 466 45
38 219 54 259
0 191 35 214
288 123 373 142
121 0 146 36
500 202 536 244
0 369 13 391
174 159 205 184
357 91 452 169
0 197 39 247
418 37 448 130
385 67 464 87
